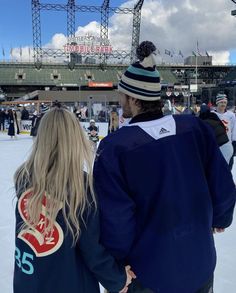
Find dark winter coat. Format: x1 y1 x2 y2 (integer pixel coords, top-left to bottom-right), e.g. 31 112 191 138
8 112 19 136
199 111 229 146
21 108 29 120
14 179 126 293
0 110 6 121
30 114 43 137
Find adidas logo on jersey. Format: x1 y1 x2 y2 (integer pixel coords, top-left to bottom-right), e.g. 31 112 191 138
159 127 170 135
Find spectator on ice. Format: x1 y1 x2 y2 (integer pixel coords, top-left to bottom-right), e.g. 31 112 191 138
213 93 236 168
21 107 29 120
0 108 6 131
30 105 50 137
199 103 229 152
8 109 19 138
88 119 98 132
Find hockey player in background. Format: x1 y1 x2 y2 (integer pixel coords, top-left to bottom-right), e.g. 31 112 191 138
213 93 236 169
94 41 236 293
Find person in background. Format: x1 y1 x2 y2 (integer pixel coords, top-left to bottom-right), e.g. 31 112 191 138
199 104 229 162
213 93 236 168
21 107 29 120
80 104 88 122
98 108 106 122
30 110 39 136
162 100 172 116
87 120 99 152
88 128 100 152
13 105 133 293
8 109 19 138
109 107 119 133
30 105 50 137
0 108 6 131
94 41 236 293
75 107 82 120
15 108 22 133
88 119 98 132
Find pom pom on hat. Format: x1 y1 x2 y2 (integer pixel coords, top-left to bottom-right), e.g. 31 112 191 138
118 41 161 101
136 41 156 61
216 93 227 104
136 41 157 68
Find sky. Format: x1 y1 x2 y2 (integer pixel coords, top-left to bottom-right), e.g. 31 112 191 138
1 0 236 64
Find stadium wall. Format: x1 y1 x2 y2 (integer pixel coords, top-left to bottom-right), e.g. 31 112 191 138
38 90 120 103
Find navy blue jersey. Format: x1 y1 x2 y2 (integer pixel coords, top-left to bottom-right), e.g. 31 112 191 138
94 114 236 293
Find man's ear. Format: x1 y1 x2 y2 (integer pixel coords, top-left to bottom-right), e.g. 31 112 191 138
133 98 141 108
128 97 137 104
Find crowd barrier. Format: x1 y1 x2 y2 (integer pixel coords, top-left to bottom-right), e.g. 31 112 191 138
20 120 108 139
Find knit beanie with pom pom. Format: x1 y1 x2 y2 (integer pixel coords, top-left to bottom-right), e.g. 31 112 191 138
118 41 161 101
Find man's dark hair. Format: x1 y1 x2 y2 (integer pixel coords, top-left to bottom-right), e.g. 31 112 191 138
135 99 163 114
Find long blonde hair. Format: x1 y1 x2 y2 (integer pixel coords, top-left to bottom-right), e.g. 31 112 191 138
14 106 95 245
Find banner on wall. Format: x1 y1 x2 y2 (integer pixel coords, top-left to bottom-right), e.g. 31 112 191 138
20 120 109 139
21 120 32 134
88 82 113 88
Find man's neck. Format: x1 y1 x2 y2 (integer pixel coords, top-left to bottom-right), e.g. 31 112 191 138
130 111 163 124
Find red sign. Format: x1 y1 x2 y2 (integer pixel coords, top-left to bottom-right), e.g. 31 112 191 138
88 82 113 88
64 44 113 54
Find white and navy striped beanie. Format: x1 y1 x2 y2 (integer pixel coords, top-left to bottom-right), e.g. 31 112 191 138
216 93 227 104
118 41 161 101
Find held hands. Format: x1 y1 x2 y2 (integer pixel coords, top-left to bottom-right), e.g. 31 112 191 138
213 228 225 234
119 266 137 293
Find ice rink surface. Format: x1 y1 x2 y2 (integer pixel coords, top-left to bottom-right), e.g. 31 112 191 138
0 133 235 293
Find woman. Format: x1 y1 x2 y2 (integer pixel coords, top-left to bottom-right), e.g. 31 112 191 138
8 109 19 138
14 105 132 293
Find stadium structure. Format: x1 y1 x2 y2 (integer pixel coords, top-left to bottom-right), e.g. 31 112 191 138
0 0 236 107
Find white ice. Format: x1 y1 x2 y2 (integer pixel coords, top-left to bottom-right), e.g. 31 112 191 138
0 133 235 293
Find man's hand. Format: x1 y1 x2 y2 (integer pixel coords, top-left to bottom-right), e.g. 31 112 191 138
119 266 136 293
213 228 225 233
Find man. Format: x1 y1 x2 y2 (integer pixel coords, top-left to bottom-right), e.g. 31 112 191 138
94 41 236 293
213 93 236 169
21 106 29 120
30 105 50 137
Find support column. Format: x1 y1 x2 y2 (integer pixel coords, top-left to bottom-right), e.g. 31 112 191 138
32 0 42 65
130 0 144 63
100 0 110 65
